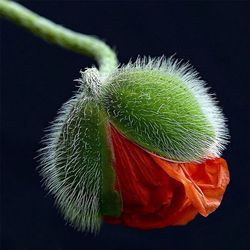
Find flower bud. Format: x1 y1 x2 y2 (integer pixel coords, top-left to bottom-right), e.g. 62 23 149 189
101 57 229 162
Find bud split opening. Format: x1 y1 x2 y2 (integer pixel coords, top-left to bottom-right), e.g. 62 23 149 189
38 56 229 232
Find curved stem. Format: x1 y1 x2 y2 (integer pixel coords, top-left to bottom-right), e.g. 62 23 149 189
0 0 118 75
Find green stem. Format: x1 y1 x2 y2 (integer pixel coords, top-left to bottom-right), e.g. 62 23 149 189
0 0 118 75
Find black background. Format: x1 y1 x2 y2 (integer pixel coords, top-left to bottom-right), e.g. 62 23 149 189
1 1 249 249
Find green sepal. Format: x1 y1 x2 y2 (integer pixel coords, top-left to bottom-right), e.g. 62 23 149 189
101 66 222 163
39 91 121 233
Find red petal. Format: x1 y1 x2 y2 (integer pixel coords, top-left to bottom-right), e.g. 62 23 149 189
104 125 230 229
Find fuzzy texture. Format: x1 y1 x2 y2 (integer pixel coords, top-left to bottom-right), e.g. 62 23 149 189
38 84 121 233
101 56 229 163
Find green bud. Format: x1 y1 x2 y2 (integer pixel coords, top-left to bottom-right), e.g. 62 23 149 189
101 57 229 162
38 69 121 233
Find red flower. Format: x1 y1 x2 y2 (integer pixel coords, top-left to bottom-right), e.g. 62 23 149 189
104 125 230 229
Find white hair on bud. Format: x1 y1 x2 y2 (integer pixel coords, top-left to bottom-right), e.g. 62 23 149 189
105 56 229 161
79 67 102 99
37 78 102 233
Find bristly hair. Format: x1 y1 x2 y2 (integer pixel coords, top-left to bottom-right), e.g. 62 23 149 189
102 55 229 162
37 86 102 233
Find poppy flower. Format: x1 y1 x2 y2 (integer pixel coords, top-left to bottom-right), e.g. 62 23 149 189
104 125 229 229
38 57 230 233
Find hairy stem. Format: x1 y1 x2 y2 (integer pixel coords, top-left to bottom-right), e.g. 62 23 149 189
0 0 118 75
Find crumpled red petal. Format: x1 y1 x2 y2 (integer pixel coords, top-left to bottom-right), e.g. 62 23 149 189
104 125 230 229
